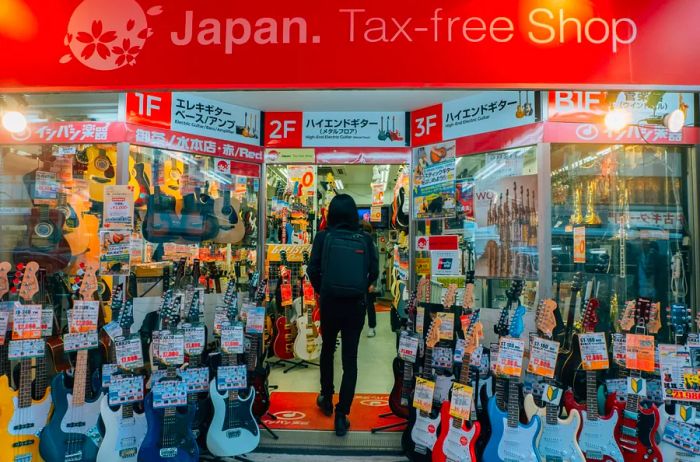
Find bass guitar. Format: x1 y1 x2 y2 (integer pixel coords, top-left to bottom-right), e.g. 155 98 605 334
483 293 541 462
388 288 418 421
293 252 321 361
40 265 103 462
206 280 263 457
557 272 585 397
97 298 147 462
433 309 483 462
138 288 199 462
272 251 296 360
612 298 661 462
523 299 585 462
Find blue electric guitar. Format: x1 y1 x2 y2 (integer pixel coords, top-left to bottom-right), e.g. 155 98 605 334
39 265 103 462
484 290 541 462
138 287 199 462
206 278 263 457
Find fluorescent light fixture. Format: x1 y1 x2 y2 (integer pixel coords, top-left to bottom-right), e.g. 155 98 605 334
335 179 344 190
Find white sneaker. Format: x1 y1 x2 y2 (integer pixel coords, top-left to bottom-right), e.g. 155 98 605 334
367 328 376 338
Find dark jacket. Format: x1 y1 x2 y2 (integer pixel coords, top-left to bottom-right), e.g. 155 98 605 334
306 223 379 299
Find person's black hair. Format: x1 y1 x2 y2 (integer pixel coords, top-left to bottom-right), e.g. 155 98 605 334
327 193 359 230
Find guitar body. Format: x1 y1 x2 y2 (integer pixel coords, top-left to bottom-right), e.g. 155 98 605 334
189 391 213 446
613 403 661 462
475 376 493 459
137 392 198 462
97 396 147 462
563 391 624 462
206 381 260 457
0 375 51 462
559 335 586 401
249 365 271 418
142 189 177 244
39 374 101 462
410 408 440 456
433 401 480 462
388 357 410 420
273 316 295 360
523 393 585 462
212 194 245 244
483 396 541 462
292 316 322 361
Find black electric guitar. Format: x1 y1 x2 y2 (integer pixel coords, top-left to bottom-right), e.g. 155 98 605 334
141 151 177 244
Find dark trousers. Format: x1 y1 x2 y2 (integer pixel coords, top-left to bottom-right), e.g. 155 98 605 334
319 298 365 415
367 293 377 328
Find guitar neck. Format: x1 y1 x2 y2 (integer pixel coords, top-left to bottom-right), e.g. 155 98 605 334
506 378 519 428
451 352 473 429
18 358 33 408
585 370 599 420
72 349 89 407
160 366 179 449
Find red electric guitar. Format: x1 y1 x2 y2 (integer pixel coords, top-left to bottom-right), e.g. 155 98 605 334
272 251 296 360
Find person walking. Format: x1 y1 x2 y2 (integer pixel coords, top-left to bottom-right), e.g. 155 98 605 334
307 194 379 436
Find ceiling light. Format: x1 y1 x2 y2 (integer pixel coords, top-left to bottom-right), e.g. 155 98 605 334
604 108 630 132
335 179 344 190
2 110 27 133
663 109 685 133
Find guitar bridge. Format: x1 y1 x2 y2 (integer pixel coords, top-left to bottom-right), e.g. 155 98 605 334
65 451 83 462
226 429 242 439
159 447 178 458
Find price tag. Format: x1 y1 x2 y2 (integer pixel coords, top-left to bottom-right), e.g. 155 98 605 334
8 339 45 359
437 312 454 340
449 383 473 420
102 321 122 341
102 363 118 388
214 306 228 335
612 333 626 366
181 367 209 393
0 311 10 345
157 333 185 366
246 307 266 334
64 331 99 351
688 333 700 348
69 301 100 333
152 379 188 408
528 337 560 378
542 384 563 405
496 338 525 377
108 375 144 405
416 306 425 335
432 346 454 369
398 331 419 363
578 332 610 370
221 325 244 354
41 309 53 336
12 304 42 340
280 282 293 307
413 377 435 413
182 324 205 355
453 338 465 363
217 365 247 391
470 345 483 367
626 334 655 372
302 281 315 307
115 336 144 370
490 342 499 373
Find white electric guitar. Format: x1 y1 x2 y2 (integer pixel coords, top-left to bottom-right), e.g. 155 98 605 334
97 298 147 462
410 317 442 454
293 253 322 361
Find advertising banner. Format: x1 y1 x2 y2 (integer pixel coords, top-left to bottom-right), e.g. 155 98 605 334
413 141 456 219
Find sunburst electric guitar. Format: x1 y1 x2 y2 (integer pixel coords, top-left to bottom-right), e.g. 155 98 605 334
293 251 322 361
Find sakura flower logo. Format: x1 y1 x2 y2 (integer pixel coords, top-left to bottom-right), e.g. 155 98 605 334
60 0 163 71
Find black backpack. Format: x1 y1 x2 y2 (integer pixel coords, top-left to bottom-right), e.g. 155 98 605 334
320 229 370 299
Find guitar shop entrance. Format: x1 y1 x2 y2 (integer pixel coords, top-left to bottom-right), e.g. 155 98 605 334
260 160 410 446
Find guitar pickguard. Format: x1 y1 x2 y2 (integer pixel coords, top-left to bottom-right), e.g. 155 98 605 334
221 396 260 437
579 410 624 462
7 394 52 436
441 418 478 462
59 396 102 436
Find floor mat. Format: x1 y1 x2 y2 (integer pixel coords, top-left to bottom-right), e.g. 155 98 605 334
262 392 405 432
375 301 392 313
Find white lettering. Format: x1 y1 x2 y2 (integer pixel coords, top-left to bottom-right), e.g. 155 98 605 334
172 10 193 45
529 8 555 44
339 8 365 42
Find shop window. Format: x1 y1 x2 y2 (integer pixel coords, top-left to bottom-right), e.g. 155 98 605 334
551 144 692 341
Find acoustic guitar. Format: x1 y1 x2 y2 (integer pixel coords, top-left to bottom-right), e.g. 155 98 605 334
212 185 245 244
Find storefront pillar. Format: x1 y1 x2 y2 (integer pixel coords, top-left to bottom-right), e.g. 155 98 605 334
536 142 552 299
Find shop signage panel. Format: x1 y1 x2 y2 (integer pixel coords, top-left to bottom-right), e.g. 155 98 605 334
264 148 316 164
548 91 695 126
126 92 261 145
0 121 126 144
411 104 443 146
4 2 700 90
544 121 700 145
264 112 304 147
314 147 410 165
301 112 407 147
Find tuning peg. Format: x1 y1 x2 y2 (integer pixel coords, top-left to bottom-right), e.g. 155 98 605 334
16 263 24 271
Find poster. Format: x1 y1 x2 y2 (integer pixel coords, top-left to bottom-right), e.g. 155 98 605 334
287 165 316 197
413 141 456 219
99 230 131 276
103 185 134 229
573 227 586 263
456 179 474 218
659 344 700 402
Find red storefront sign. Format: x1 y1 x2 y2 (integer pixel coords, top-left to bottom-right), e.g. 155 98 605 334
544 122 700 145
264 112 304 148
314 147 410 164
0 121 125 144
2 1 699 91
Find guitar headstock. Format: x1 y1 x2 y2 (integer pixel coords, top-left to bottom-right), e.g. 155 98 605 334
119 298 135 331
581 298 600 333
159 289 178 328
463 310 482 355
186 289 202 324
0 262 11 299
536 299 558 338
647 302 662 334
280 250 289 272
619 300 636 332
442 284 457 309
508 304 527 339
18 261 39 302
462 283 474 310
570 271 584 294
78 265 98 301
667 303 692 338
110 283 124 321
426 317 441 349
494 279 522 337
417 276 428 304
254 278 268 306
406 289 418 323
634 297 653 333
302 251 310 270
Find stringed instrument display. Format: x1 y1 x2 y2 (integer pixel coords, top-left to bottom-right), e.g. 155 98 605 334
410 316 442 457
272 251 296 360
293 251 321 361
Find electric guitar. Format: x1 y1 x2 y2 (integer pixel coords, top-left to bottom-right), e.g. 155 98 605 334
206 279 262 457
272 251 296 360
388 287 418 421
0 262 52 462
97 298 147 462
138 288 199 462
483 290 541 462
558 272 585 396
433 309 483 462
658 303 699 462
523 299 585 462
40 265 103 462
612 297 661 462
293 252 321 361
